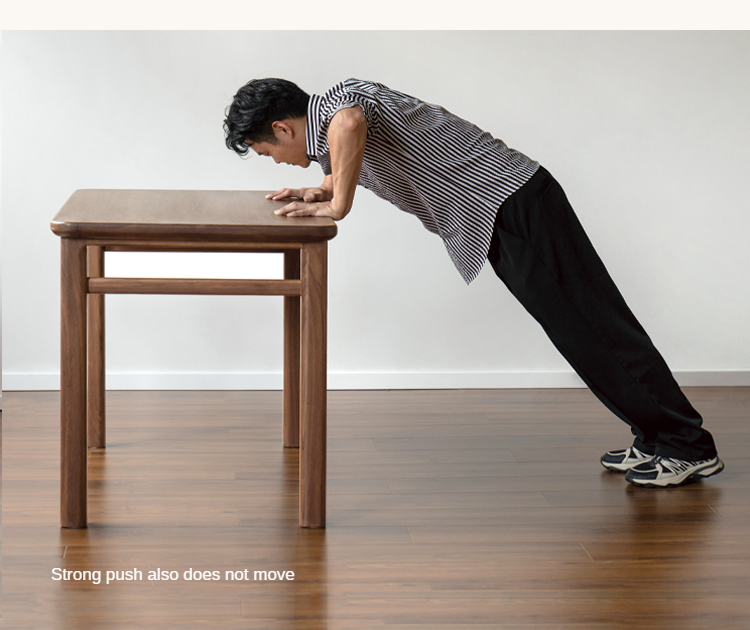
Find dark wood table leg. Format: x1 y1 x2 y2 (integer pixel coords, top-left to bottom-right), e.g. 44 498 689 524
299 241 327 528
61 238 88 528
283 249 301 448
87 245 106 448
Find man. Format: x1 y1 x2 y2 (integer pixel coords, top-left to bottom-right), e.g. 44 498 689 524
223 77 723 488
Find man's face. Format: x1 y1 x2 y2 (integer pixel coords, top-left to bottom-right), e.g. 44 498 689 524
248 120 310 168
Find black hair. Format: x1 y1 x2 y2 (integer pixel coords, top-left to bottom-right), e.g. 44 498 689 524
223 78 310 156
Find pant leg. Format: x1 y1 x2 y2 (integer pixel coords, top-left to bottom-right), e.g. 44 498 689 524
487 166 718 460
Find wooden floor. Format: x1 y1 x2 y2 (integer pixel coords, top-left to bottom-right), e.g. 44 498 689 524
3 388 750 629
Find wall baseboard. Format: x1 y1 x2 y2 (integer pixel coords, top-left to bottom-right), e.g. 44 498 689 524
3 370 749 391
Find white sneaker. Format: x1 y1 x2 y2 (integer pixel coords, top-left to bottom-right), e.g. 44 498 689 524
600 446 653 472
625 455 724 488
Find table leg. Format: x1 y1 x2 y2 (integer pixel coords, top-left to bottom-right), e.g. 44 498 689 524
87 246 106 448
61 238 88 528
299 241 327 528
283 249 301 448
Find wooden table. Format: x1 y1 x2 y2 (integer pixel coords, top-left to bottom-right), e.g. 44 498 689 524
50 190 337 529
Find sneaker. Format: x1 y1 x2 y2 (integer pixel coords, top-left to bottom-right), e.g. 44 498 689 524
625 455 724 488
600 446 653 472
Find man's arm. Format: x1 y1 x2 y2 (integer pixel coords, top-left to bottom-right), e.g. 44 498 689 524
274 105 367 220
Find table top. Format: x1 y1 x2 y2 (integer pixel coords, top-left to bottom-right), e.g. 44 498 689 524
51 190 337 242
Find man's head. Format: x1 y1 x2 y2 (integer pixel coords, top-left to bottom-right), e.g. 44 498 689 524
224 78 310 165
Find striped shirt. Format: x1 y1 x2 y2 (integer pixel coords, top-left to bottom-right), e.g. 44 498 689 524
305 79 539 284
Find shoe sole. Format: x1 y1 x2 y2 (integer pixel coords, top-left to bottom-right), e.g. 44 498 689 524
625 458 725 488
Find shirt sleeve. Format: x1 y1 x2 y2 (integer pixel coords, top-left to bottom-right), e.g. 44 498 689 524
313 80 381 176
326 99 376 131
315 83 379 157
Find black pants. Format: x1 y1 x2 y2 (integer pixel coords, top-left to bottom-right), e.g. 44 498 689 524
487 166 717 460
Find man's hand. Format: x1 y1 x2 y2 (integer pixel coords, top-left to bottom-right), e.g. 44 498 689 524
267 105 366 222
266 187 333 203
274 200 346 220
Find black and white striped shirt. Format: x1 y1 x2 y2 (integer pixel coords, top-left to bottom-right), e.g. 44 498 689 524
305 79 539 284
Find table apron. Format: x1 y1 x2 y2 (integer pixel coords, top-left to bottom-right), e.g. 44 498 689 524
87 240 305 252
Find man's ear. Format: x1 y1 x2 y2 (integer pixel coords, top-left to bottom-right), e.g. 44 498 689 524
271 120 294 138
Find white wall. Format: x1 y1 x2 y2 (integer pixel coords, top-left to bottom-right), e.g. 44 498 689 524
3 31 750 390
